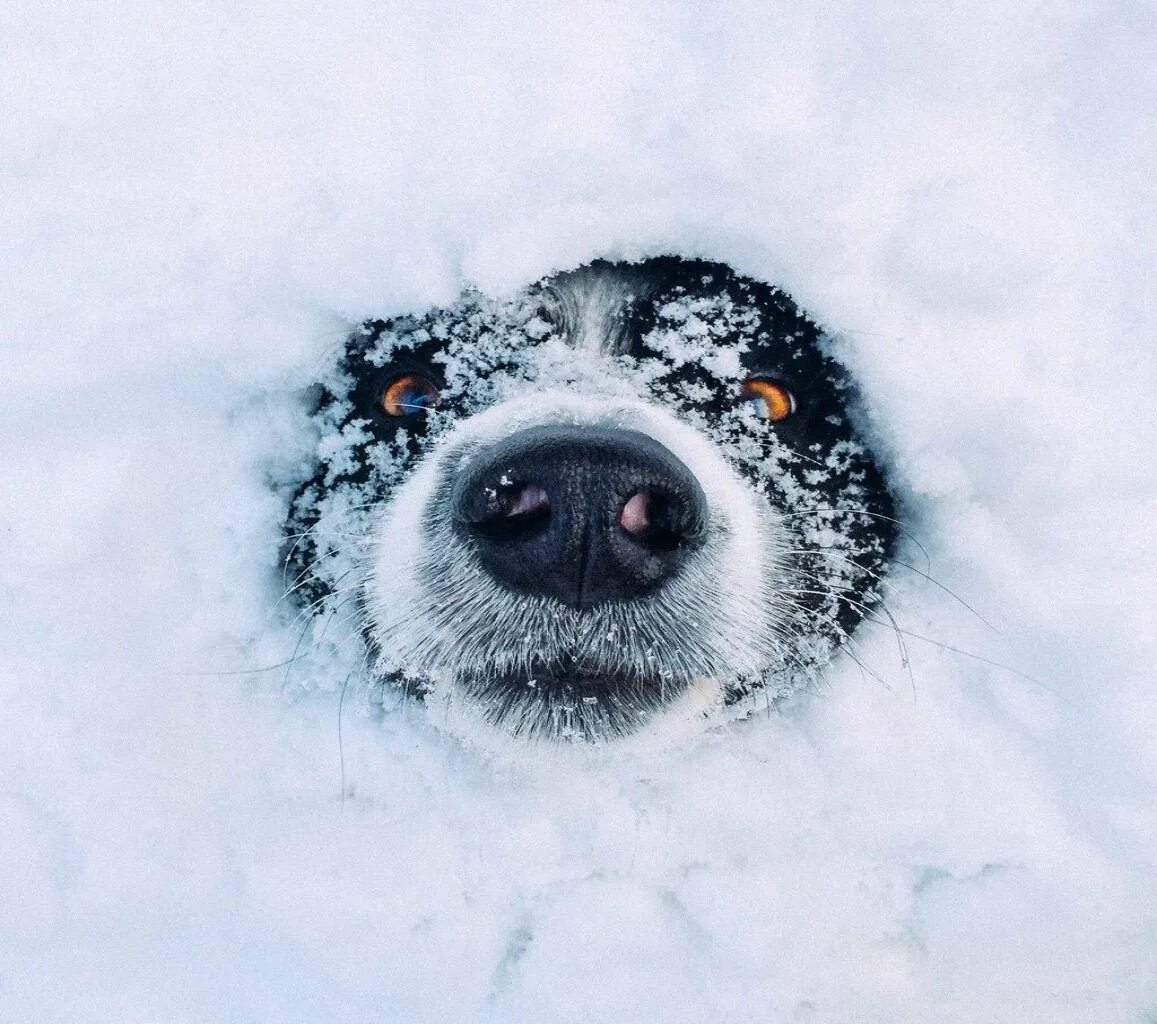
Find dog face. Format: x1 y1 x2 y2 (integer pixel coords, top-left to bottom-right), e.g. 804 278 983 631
285 257 896 743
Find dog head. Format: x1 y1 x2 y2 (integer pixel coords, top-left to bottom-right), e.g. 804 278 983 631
285 257 896 743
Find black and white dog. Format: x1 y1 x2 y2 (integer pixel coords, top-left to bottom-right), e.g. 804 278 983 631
285 257 896 744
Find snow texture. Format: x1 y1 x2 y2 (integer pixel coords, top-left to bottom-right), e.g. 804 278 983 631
2 2 1156 1022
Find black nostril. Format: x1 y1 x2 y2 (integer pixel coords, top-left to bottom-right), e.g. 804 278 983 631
465 481 552 543
618 488 700 552
451 425 708 608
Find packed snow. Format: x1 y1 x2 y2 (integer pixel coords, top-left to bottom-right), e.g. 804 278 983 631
2 2 1155 1022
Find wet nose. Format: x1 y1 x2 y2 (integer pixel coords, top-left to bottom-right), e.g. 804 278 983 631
451 425 708 608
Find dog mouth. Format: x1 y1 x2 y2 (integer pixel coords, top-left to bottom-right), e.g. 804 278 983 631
451 658 696 741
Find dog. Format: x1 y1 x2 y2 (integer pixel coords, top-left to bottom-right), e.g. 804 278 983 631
284 257 897 744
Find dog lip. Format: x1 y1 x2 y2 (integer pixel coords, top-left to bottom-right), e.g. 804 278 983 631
463 661 671 695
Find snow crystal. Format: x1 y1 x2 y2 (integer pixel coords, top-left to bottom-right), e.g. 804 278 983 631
2 2 1155 1022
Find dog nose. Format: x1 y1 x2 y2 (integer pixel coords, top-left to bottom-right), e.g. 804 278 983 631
451 425 708 608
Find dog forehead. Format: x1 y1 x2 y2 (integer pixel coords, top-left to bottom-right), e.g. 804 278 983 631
359 258 799 384
539 260 816 381
538 260 660 356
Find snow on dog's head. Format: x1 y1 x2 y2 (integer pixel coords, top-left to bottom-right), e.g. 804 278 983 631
285 257 896 744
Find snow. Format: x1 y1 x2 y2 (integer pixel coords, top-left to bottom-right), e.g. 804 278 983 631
2 2 1155 1021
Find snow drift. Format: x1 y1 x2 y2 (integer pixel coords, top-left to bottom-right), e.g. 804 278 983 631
2 2 1155 1021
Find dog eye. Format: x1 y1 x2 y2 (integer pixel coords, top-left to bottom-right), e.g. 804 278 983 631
739 377 795 422
381 374 440 417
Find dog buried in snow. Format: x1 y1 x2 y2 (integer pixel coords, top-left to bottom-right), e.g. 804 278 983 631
285 257 896 744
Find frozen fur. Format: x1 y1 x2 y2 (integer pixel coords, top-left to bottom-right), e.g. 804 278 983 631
285 257 897 743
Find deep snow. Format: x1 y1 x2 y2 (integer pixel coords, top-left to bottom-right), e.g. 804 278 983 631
2 2 1156 1021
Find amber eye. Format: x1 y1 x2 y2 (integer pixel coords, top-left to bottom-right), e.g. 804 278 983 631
739 377 796 422
381 373 440 417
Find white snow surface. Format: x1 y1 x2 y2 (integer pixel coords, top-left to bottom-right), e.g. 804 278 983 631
3 3 1156 1021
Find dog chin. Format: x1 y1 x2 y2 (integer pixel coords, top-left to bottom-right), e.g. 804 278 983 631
429 670 728 750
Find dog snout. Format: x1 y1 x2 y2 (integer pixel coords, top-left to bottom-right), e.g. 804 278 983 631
451 425 708 608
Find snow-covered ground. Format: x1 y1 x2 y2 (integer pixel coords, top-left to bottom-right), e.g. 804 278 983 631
3 2 1155 1021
